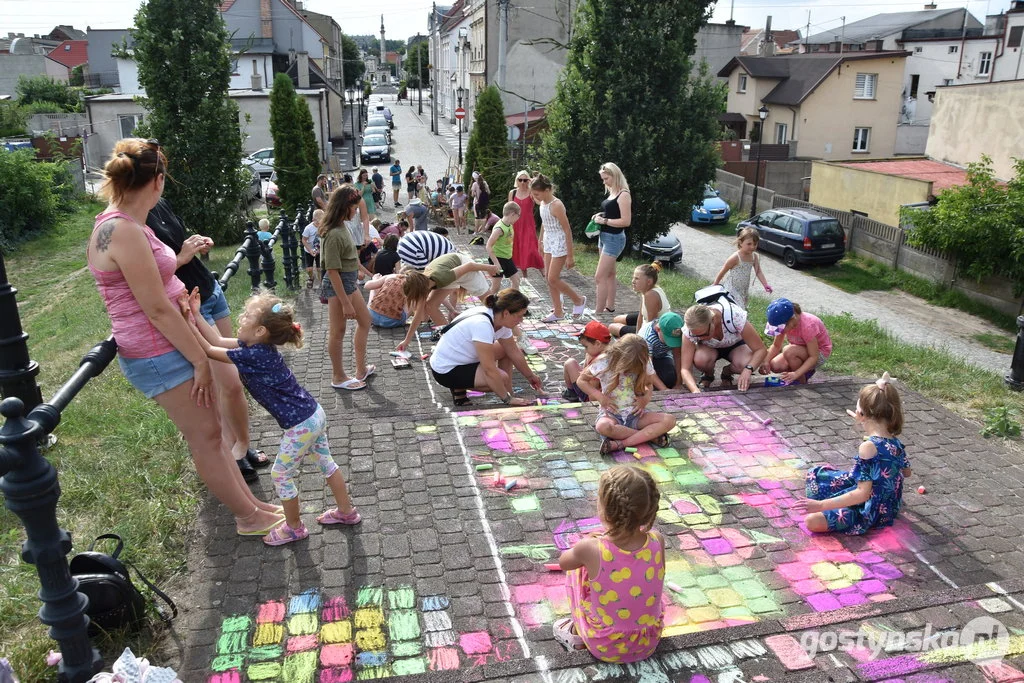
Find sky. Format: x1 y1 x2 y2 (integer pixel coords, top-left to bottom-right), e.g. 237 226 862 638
4 0 1008 43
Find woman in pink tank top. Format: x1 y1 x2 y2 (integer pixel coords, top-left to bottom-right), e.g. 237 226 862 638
555 466 665 663
88 138 283 537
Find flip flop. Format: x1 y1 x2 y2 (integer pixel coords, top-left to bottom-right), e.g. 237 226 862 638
357 364 377 382
331 378 367 390
236 513 285 536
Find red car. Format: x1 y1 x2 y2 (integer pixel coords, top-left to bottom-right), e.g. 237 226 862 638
265 171 281 207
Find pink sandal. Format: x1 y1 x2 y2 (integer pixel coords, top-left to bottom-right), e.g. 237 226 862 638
552 617 587 651
263 522 309 546
317 507 361 525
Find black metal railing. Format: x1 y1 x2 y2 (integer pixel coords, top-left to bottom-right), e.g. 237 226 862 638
214 206 306 294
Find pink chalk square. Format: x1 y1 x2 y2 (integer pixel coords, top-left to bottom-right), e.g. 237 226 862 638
855 551 885 564
768 516 793 529
868 593 897 602
318 667 353 683
720 528 752 548
208 673 241 683
870 563 904 580
321 597 349 622
427 647 461 671
459 631 493 655
672 500 702 515
806 592 843 611
758 479 784 490
320 644 354 667
513 584 546 604
793 579 826 596
824 550 856 564
795 550 828 564
286 634 319 653
742 494 774 506
706 473 727 483
764 634 815 670
676 533 701 550
977 660 1024 682
777 563 812 581
256 601 286 623
837 592 869 607
684 549 715 568
811 535 845 551
713 552 744 567
694 529 722 540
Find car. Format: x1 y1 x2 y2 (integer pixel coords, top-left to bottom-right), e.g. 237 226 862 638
737 208 846 268
360 134 390 163
265 171 281 207
243 166 261 201
364 125 391 144
243 147 274 178
637 232 683 266
690 184 731 225
366 115 389 130
371 103 393 127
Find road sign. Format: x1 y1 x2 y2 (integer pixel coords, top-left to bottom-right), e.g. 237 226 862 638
507 125 521 141
455 107 466 120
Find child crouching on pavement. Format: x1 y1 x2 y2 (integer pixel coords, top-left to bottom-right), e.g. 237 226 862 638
562 320 611 402
761 298 832 384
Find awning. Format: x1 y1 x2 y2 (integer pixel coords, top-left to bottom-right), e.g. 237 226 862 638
718 112 747 123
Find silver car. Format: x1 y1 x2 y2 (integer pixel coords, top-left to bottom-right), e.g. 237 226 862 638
364 125 391 144
243 147 274 178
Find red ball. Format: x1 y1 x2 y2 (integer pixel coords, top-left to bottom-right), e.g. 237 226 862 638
917 486 926 494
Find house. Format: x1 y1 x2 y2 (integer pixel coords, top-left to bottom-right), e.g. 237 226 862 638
796 8 980 53
433 0 472 125
0 37 69 97
46 26 87 42
46 40 88 81
85 28 130 89
741 27 801 55
718 51 910 160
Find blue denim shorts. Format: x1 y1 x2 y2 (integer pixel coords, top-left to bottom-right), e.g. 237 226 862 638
118 349 194 398
370 309 407 328
322 270 358 297
199 282 231 325
598 230 626 257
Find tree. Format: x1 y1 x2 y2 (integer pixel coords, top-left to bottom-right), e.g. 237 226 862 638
538 0 724 246
15 75 80 111
405 41 430 88
132 0 247 243
295 93 321 188
342 34 365 87
462 86 513 212
69 65 85 87
270 73 308 214
902 156 1024 295
0 102 29 137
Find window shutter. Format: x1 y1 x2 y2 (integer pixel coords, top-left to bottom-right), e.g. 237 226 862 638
855 73 866 96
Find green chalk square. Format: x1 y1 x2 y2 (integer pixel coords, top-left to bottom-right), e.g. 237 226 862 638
696 574 730 590
502 465 525 477
393 641 423 657
388 587 416 610
388 610 421 641
221 615 253 632
660 457 686 468
722 566 756 581
747 597 782 614
392 657 428 676
574 469 600 482
216 631 248 655
675 470 709 487
283 651 318 679
248 645 283 662
676 587 710 608
720 606 755 620
357 665 393 680
732 579 771 599
246 662 282 681
211 654 244 672
666 572 698 588
511 494 541 512
681 513 711 526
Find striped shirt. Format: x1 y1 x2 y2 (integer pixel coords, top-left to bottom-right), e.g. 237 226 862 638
397 230 456 270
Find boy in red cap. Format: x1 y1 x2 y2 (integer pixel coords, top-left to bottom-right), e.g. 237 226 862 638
562 321 611 402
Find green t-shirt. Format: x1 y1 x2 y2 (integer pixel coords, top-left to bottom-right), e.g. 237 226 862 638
492 219 514 259
424 252 463 289
320 225 358 273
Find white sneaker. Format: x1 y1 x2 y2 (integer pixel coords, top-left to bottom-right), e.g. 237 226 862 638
517 335 538 355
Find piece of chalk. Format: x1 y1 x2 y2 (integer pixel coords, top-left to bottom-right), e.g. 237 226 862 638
762 418 773 425
475 464 493 471
917 486 926 494
624 447 638 453
421 354 430 359
544 563 562 571
537 399 542 406
667 582 684 593
494 474 503 487
504 479 518 491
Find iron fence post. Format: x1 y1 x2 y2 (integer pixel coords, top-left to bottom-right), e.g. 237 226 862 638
244 221 262 294
0 252 43 411
260 228 277 292
1007 316 1024 391
280 208 300 291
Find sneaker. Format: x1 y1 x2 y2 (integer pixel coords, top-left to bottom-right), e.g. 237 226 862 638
541 312 560 324
571 296 587 319
561 387 577 401
517 336 538 355
317 507 362 525
263 521 309 546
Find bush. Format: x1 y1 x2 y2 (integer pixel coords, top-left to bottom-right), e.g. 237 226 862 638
0 148 77 248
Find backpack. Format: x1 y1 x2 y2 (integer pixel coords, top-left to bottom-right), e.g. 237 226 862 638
693 284 737 306
69 534 177 636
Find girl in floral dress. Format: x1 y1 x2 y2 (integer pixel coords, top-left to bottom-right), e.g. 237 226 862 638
795 372 911 535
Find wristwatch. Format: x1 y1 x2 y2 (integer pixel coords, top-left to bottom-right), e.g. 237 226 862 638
501 393 512 405
744 365 754 372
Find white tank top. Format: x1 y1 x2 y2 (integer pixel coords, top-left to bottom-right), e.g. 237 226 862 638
640 286 671 322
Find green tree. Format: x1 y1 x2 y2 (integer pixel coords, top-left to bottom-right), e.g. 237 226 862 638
342 34 365 87
15 75 80 111
902 155 1024 294
405 41 430 88
0 148 76 248
295 93 321 188
0 102 28 137
69 65 85 87
132 0 247 243
538 0 724 246
462 86 512 211
270 73 307 214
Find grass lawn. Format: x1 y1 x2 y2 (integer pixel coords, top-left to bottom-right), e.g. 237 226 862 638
572 245 1024 431
0 201 264 681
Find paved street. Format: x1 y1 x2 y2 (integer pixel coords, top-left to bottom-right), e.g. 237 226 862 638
171 100 1024 682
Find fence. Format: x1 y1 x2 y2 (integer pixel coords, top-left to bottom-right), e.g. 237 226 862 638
0 203 309 681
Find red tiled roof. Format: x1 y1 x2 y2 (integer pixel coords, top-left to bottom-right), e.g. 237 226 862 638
218 0 236 10
505 107 546 126
47 40 88 68
836 159 968 192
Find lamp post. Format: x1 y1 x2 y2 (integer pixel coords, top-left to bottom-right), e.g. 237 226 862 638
416 34 423 115
356 80 363 133
347 88 356 168
749 105 769 218
456 86 465 165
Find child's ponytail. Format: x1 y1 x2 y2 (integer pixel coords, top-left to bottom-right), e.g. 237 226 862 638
857 372 903 435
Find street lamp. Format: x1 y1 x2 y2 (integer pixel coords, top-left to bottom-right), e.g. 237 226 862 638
356 80 363 133
416 33 423 115
749 105 769 218
456 86 465 166
347 88 356 168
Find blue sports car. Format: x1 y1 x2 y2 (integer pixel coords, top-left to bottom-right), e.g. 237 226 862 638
690 185 731 225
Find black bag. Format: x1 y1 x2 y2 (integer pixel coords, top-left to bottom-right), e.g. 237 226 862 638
70 534 177 636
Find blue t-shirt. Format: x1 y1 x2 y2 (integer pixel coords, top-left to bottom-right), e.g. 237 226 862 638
640 321 672 359
227 341 318 429
389 164 402 185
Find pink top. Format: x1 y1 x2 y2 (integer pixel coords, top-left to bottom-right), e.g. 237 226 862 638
89 210 186 359
786 312 832 359
567 530 665 663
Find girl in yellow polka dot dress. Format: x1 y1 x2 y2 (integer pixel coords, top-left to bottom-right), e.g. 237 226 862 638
554 465 665 662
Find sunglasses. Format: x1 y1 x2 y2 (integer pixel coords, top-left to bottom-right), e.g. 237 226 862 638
690 327 712 339
145 138 161 150
517 178 529 183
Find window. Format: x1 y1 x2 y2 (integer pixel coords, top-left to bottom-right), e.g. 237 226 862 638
948 45 959 54
1009 26 1023 49
775 122 788 145
738 73 747 93
978 51 993 76
854 73 877 99
118 114 143 139
852 127 870 152
914 46 923 53
909 74 919 98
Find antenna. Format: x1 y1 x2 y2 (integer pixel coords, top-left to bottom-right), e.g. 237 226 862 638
805 10 811 53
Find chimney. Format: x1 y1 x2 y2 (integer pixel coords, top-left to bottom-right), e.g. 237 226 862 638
260 0 272 39
297 51 309 88
924 2 937 8
759 16 775 56
251 73 263 90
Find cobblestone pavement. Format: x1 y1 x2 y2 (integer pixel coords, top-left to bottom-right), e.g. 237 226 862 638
171 105 1024 682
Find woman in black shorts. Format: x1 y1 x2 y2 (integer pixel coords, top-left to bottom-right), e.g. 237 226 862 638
473 172 491 232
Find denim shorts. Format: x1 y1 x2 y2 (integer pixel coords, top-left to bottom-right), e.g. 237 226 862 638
118 349 194 398
322 270 358 297
199 282 231 325
370 309 407 328
598 230 626 257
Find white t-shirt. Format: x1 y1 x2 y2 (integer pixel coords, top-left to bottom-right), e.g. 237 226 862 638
430 307 513 374
302 223 319 252
683 299 748 349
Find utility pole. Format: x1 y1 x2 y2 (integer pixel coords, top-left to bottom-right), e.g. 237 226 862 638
416 33 423 115
804 10 811 53
497 0 509 90
431 2 439 135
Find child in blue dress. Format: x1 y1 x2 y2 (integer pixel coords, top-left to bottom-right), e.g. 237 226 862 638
182 289 361 546
795 372 911 535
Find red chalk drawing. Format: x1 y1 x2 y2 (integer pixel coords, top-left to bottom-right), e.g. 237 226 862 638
257 601 286 623
978 660 1024 682
319 644 354 667
459 631 493 655
763 634 815 670
287 634 319 653
428 647 461 671
321 596 349 622
208 673 241 683
317 666 353 682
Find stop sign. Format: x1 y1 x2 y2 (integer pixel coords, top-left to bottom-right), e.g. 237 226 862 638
455 107 466 120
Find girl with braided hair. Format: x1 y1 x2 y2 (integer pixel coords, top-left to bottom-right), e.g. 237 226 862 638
576 334 676 456
554 465 665 662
